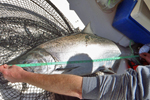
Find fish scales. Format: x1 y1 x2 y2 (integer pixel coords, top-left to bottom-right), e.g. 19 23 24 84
8 24 134 75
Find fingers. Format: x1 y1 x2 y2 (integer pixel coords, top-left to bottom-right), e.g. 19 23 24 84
0 64 6 72
0 65 4 72
140 53 148 59
140 53 150 64
3 64 10 69
0 64 10 72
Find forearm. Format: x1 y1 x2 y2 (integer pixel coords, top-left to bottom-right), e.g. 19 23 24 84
21 71 83 99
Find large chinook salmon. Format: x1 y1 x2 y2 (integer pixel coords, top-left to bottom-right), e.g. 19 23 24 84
7 24 136 75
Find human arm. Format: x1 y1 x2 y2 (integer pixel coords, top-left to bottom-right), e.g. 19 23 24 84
82 65 150 100
81 53 150 100
0 64 83 99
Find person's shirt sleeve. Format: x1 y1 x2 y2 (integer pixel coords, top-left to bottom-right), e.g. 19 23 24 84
82 65 150 100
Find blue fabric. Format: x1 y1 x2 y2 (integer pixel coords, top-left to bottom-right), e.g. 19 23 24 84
82 65 150 100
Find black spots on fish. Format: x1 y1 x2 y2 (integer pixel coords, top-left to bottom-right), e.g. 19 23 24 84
85 34 100 46
85 34 101 42
85 34 115 46
85 35 92 46
85 35 91 40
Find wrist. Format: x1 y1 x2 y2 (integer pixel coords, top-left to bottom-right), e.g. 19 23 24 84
20 70 32 82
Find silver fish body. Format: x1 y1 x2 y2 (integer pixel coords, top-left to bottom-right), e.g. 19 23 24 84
8 24 133 75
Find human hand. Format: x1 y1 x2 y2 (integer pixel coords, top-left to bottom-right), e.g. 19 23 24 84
0 64 26 83
140 53 150 64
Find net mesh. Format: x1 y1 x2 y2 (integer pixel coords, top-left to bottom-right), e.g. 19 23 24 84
0 0 78 99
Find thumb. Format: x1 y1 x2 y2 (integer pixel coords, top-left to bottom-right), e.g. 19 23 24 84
3 64 10 69
0 64 9 72
0 65 5 72
140 53 148 59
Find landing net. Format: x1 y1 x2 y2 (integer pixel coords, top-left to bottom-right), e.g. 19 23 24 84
0 0 77 99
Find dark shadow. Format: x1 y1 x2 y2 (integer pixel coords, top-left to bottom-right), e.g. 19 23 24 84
62 53 93 76
55 94 81 100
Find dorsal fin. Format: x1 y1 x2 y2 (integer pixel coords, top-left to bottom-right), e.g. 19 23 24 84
82 23 94 34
